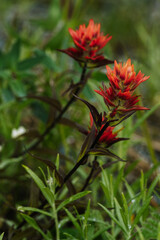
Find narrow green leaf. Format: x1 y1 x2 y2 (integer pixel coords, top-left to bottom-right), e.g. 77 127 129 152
100 182 112 207
63 232 79 240
124 180 135 199
0 233 4 240
101 170 114 206
23 165 54 206
103 231 115 240
98 203 126 232
64 208 82 233
57 191 91 212
114 198 128 233
88 218 111 225
21 213 49 240
55 154 60 170
26 152 63 186
92 226 111 240
17 206 52 217
121 193 129 221
147 175 159 198
135 226 145 240
0 157 23 170
114 166 124 196
84 199 90 223
132 197 152 229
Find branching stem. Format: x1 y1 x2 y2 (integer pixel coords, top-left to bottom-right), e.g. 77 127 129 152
16 63 87 156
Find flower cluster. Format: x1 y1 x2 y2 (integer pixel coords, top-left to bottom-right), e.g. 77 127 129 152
59 19 112 67
89 113 120 146
95 59 150 117
60 20 149 148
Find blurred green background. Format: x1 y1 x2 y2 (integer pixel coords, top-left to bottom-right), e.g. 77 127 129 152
0 0 160 236
1 0 160 101
0 0 159 157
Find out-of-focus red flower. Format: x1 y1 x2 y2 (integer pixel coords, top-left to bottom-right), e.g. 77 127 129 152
95 59 149 115
89 113 120 146
58 19 112 67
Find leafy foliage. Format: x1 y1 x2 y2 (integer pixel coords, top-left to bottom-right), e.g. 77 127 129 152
0 1 160 240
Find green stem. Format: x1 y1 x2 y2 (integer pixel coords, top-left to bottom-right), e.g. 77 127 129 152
52 201 60 240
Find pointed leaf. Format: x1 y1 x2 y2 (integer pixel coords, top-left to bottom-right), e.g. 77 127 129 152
98 203 127 232
92 226 112 240
147 175 159 198
0 233 4 240
23 165 54 206
93 161 119 180
73 94 100 128
77 125 96 162
88 147 126 162
25 95 62 111
64 208 82 233
110 111 135 127
132 197 152 229
21 214 49 240
26 151 63 186
86 58 114 68
59 117 88 134
114 198 128 233
17 206 52 217
84 199 91 224
57 191 91 212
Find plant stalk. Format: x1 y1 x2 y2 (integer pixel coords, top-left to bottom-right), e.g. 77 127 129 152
16 63 87 156
56 121 110 192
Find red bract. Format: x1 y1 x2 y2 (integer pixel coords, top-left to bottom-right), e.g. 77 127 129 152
58 19 112 67
89 113 119 146
95 59 149 115
106 59 150 92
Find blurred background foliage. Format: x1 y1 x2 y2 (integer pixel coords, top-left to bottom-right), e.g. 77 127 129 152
0 0 160 238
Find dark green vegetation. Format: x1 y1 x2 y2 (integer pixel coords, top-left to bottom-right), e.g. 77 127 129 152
0 1 160 239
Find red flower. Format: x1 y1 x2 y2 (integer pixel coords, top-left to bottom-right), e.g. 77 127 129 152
95 59 149 115
89 113 120 146
106 59 149 92
58 19 112 67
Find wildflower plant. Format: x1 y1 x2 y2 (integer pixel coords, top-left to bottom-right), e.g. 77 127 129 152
1 13 159 240
58 19 113 67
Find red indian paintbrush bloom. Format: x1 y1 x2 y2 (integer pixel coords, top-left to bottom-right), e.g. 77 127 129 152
89 113 120 146
95 59 149 115
106 59 149 92
58 19 113 67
